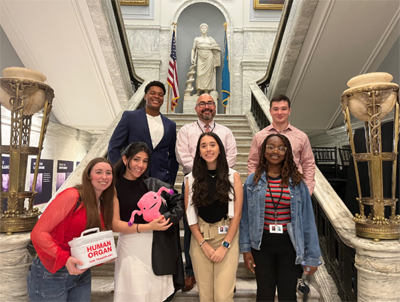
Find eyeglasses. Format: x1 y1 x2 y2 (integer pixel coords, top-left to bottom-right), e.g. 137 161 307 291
197 101 215 108
265 145 287 154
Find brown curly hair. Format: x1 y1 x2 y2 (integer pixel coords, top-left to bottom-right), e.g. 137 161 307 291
253 134 303 187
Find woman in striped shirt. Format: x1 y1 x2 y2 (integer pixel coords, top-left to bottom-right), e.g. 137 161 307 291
240 134 321 302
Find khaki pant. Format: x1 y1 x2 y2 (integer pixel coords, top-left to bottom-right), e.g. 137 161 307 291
190 217 239 302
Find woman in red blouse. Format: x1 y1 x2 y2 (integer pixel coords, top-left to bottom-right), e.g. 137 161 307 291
27 157 115 302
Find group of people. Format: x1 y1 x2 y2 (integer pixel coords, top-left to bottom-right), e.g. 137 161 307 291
27 81 321 302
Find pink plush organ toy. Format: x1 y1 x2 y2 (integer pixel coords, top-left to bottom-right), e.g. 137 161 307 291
128 187 174 226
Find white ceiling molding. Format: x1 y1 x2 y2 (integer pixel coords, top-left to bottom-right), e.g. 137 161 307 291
0 0 124 131
327 102 344 130
361 6 400 74
284 0 400 133
72 0 119 119
286 0 336 107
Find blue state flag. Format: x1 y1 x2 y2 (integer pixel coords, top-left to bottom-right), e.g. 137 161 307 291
222 27 230 107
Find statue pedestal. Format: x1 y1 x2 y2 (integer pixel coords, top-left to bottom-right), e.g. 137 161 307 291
0 232 32 301
183 95 197 114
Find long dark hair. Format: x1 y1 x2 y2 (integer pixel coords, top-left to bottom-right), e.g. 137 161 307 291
114 142 151 179
76 157 115 231
192 132 234 207
253 134 303 187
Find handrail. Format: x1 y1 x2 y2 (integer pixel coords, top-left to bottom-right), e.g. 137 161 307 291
257 0 293 92
39 80 150 212
249 81 272 130
312 169 358 301
109 0 143 91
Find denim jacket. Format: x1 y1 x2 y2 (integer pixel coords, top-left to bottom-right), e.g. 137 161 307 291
239 172 321 267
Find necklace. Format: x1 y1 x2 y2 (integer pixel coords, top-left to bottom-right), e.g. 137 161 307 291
208 169 217 178
268 172 281 177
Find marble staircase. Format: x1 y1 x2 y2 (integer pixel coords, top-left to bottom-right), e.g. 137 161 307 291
90 113 324 302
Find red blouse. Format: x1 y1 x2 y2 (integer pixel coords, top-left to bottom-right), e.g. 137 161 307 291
31 187 104 273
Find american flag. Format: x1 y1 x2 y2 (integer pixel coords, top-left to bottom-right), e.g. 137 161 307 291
167 29 179 111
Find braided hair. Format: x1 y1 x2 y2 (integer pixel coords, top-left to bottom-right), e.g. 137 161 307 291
253 134 304 187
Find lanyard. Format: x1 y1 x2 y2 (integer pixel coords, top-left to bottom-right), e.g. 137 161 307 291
197 121 216 133
267 178 283 224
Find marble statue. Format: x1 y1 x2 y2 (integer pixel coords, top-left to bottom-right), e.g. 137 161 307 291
191 23 221 95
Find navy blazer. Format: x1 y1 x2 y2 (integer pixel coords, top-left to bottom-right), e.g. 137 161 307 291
108 108 179 184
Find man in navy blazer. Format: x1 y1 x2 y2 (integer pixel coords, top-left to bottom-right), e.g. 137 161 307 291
108 81 179 184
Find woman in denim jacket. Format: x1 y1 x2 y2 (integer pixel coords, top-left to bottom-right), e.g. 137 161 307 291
240 134 321 302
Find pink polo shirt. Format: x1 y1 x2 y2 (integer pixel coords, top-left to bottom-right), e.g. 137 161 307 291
247 123 315 194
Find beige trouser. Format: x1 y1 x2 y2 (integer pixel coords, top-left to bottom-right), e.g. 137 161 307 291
190 217 239 302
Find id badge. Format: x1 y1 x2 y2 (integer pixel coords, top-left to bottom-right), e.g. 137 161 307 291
218 225 229 234
269 224 283 234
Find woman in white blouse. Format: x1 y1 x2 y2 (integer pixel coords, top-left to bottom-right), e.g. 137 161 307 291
185 132 243 302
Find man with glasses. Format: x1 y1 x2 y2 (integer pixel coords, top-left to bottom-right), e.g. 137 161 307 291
176 93 237 291
247 94 315 194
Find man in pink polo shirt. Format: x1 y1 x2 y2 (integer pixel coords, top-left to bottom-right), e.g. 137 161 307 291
247 94 315 194
176 93 237 291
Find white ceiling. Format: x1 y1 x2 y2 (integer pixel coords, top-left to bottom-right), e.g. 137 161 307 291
0 0 122 132
285 0 400 134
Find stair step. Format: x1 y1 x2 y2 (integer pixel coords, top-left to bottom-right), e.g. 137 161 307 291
176 123 250 131
237 144 252 153
91 275 321 302
90 276 257 302
233 137 254 144
164 114 248 120
175 129 253 136
91 249 255 279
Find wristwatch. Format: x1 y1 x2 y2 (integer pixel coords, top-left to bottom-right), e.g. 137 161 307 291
222 240 230 249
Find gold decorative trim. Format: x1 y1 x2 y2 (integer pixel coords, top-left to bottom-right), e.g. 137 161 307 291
355 221 400 240
119 0 149 6
0 214 39 234
253 0 284 10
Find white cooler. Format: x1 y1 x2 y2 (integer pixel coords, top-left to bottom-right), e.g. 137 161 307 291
68 228 117 269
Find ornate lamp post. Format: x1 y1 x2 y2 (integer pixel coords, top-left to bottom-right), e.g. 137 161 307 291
0 67 54 234
341 72 400 240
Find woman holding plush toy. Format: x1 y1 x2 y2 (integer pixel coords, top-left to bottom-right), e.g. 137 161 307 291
28 157 115 302
112 142 184 302
185 132 243 302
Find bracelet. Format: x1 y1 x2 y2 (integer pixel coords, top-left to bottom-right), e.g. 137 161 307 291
137 224 140 233
199 240 206 247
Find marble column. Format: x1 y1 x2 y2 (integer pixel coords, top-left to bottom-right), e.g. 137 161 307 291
0 232 32 302
355 247 400 302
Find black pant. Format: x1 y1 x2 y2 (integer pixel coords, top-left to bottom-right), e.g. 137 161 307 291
251 231 301 302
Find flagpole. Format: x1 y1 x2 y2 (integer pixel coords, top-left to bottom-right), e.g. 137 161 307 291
167 84 170 113
168 22 178 113
222 22 229 114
